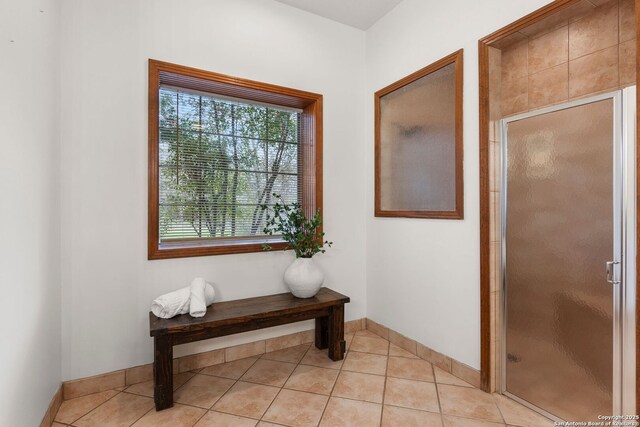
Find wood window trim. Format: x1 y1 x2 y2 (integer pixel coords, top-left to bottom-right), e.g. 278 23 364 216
148 59 323 260
478 0 640 400
374 49 464 219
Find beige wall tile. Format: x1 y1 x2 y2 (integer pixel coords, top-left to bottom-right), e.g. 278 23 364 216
529 26 568 74
299 329 315 344
389 343 419 359
63 370 125 400
490 192 499 243
493 292 502 343
489 142 501 191
265 332 304 353
350 335 389 355
489 142 499 191
178 349 224 373
416 342 451 372
492 32 528 50
619 38 636 85
41 386 63 427
502 41 528 82
489 48 503 123
200 357 258 379
519 1 594 38
489 241 498 293
620 0 636 42
262 344 310 364
451 360 481 388
125 364 153 386
569 45 619 98
490 291 498 345
502 76 528 116
529 63 569 110
365 318 389 340
569 2 618 59
388 330 417 355
225 340 266 362
344 318 365 334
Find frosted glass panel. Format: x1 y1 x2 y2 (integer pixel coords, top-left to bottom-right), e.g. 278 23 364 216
505 98 614 421
379 62 456 212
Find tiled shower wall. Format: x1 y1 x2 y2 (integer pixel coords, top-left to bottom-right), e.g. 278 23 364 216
488 0 636 392
501 0 636 116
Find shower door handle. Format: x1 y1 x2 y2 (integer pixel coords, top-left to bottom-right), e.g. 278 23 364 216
606 261 620 285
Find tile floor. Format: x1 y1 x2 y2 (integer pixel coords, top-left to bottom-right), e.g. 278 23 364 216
52 330 555 427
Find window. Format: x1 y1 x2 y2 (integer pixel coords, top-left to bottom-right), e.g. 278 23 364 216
148 60 322 259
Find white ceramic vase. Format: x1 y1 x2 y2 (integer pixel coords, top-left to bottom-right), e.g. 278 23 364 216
284 257 324 298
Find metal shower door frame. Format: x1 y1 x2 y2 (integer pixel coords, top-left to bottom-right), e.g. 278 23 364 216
498 89 633 420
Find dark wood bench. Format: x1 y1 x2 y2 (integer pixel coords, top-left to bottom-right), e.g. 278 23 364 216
148 287 350 411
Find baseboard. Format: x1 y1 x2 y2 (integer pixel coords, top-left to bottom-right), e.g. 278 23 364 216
61 317 366 400
58 315 480 405
39 385 63 427
365 318 481 388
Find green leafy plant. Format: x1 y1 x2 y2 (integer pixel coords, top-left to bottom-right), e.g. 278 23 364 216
261 194 332 258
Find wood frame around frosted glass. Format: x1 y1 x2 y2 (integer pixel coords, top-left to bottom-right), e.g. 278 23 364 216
374 49 464 219
148 59 323 260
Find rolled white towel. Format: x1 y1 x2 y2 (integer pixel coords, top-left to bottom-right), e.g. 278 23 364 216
151 280 216 319
151 286 191 319
189 277 208 318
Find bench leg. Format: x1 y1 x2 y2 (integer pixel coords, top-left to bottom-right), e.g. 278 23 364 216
153 335 173 411
328 304 345 361
315 317 329 349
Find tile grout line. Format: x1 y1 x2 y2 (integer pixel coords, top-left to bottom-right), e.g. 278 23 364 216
432 363 445 427
203 355 259 418
492 393 509 425
378 344 391 426
257 341 322 425
165 356 260 424
66 389 124 426
317 331 355 425
70 330 552 427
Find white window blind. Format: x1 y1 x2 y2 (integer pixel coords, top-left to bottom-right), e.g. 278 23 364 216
158 86 302 243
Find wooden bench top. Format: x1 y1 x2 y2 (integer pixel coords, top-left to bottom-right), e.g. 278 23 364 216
149 287 350 337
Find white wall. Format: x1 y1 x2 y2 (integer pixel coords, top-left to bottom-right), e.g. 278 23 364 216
0 0 62 424
60 0 367 380
364 0 551 369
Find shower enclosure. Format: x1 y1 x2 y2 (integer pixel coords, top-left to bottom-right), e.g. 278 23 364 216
500 88 636 421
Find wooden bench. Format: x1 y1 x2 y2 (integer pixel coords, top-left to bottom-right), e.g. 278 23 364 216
148 287 350 411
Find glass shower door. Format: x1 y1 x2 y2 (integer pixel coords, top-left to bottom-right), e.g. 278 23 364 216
502 94 620 421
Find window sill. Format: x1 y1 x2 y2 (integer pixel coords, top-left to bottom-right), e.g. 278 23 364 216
149 238 288 260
